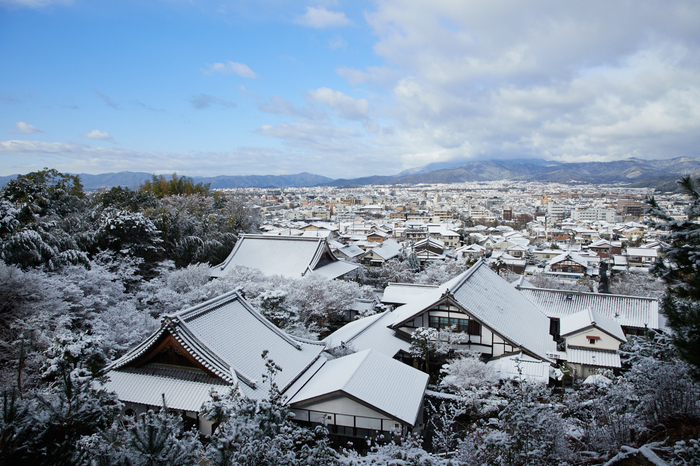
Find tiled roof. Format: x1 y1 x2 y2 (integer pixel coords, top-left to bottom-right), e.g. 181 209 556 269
104 370 229 413
288 349 428 425
516 287 660 330
211 234 352 279
566 347 621 368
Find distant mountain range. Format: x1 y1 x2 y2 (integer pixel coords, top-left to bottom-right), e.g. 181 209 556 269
329 157 700 188
1 157 698 190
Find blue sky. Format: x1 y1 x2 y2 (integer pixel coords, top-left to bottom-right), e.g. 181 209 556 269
2 0 700 178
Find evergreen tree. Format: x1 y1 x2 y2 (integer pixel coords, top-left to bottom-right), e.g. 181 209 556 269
646 176 700 375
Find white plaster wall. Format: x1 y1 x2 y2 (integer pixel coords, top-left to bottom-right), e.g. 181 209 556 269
566 329 620 351
292 395 399 429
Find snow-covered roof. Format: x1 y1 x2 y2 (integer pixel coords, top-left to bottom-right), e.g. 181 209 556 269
565 347 621 368
390 260 557 361
548 251 589 267
323 311 412 359
511 276 536 289
301 229 332 238
370 239 402 260
312 260 358 279
211 234 357 280
487 353 551 384
381 283 438 305
104 370 228 413
516 287 660 330
336 243 365 258
560 308 627 342
108 291 326 400
288 349 428 426
414 237 445 249
626 247 659 257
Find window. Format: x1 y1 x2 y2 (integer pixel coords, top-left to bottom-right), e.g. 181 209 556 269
468 320 481 336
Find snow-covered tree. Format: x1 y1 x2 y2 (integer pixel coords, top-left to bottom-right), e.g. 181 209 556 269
646 175 700 375
201 352 337 466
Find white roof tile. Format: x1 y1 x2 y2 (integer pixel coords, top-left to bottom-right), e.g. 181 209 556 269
381 283 439 305
566 347 621 368
517 287 660 330
487 353 551 384
211 234 343 279
104 371 228 413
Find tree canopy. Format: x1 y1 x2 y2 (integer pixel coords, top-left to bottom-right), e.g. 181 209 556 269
139 173 210 198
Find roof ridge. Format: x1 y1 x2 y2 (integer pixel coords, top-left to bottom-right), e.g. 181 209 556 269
518 287 658 301
340 349 372 391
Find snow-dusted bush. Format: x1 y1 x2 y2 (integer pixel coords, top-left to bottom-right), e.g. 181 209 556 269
440 351 496 392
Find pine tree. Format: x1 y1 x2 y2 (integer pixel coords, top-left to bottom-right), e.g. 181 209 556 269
646 176 700 375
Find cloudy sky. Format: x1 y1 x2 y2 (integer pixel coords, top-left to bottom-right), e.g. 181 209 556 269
1 0 699 178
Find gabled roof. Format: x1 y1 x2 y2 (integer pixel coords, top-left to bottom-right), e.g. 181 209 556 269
516 287 660 330
414 237 445 249
107 291 326 400
211 234 358 280
560 308 627 342
389 260 556 361
288 349 428 426
548 251 588 267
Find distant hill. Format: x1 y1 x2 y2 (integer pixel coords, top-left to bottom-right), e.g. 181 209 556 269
329 157 700 187
197 173 333 189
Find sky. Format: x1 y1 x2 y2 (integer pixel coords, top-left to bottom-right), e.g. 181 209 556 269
1 0 699 179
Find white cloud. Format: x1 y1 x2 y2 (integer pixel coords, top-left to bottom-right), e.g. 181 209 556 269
293 6 351 29
81 130 115 143
345 0 700 168
306 87 369 120
336 66 401 89
8 121 44 133
202 61 259 78
328 35 348 50
189 94 236 110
